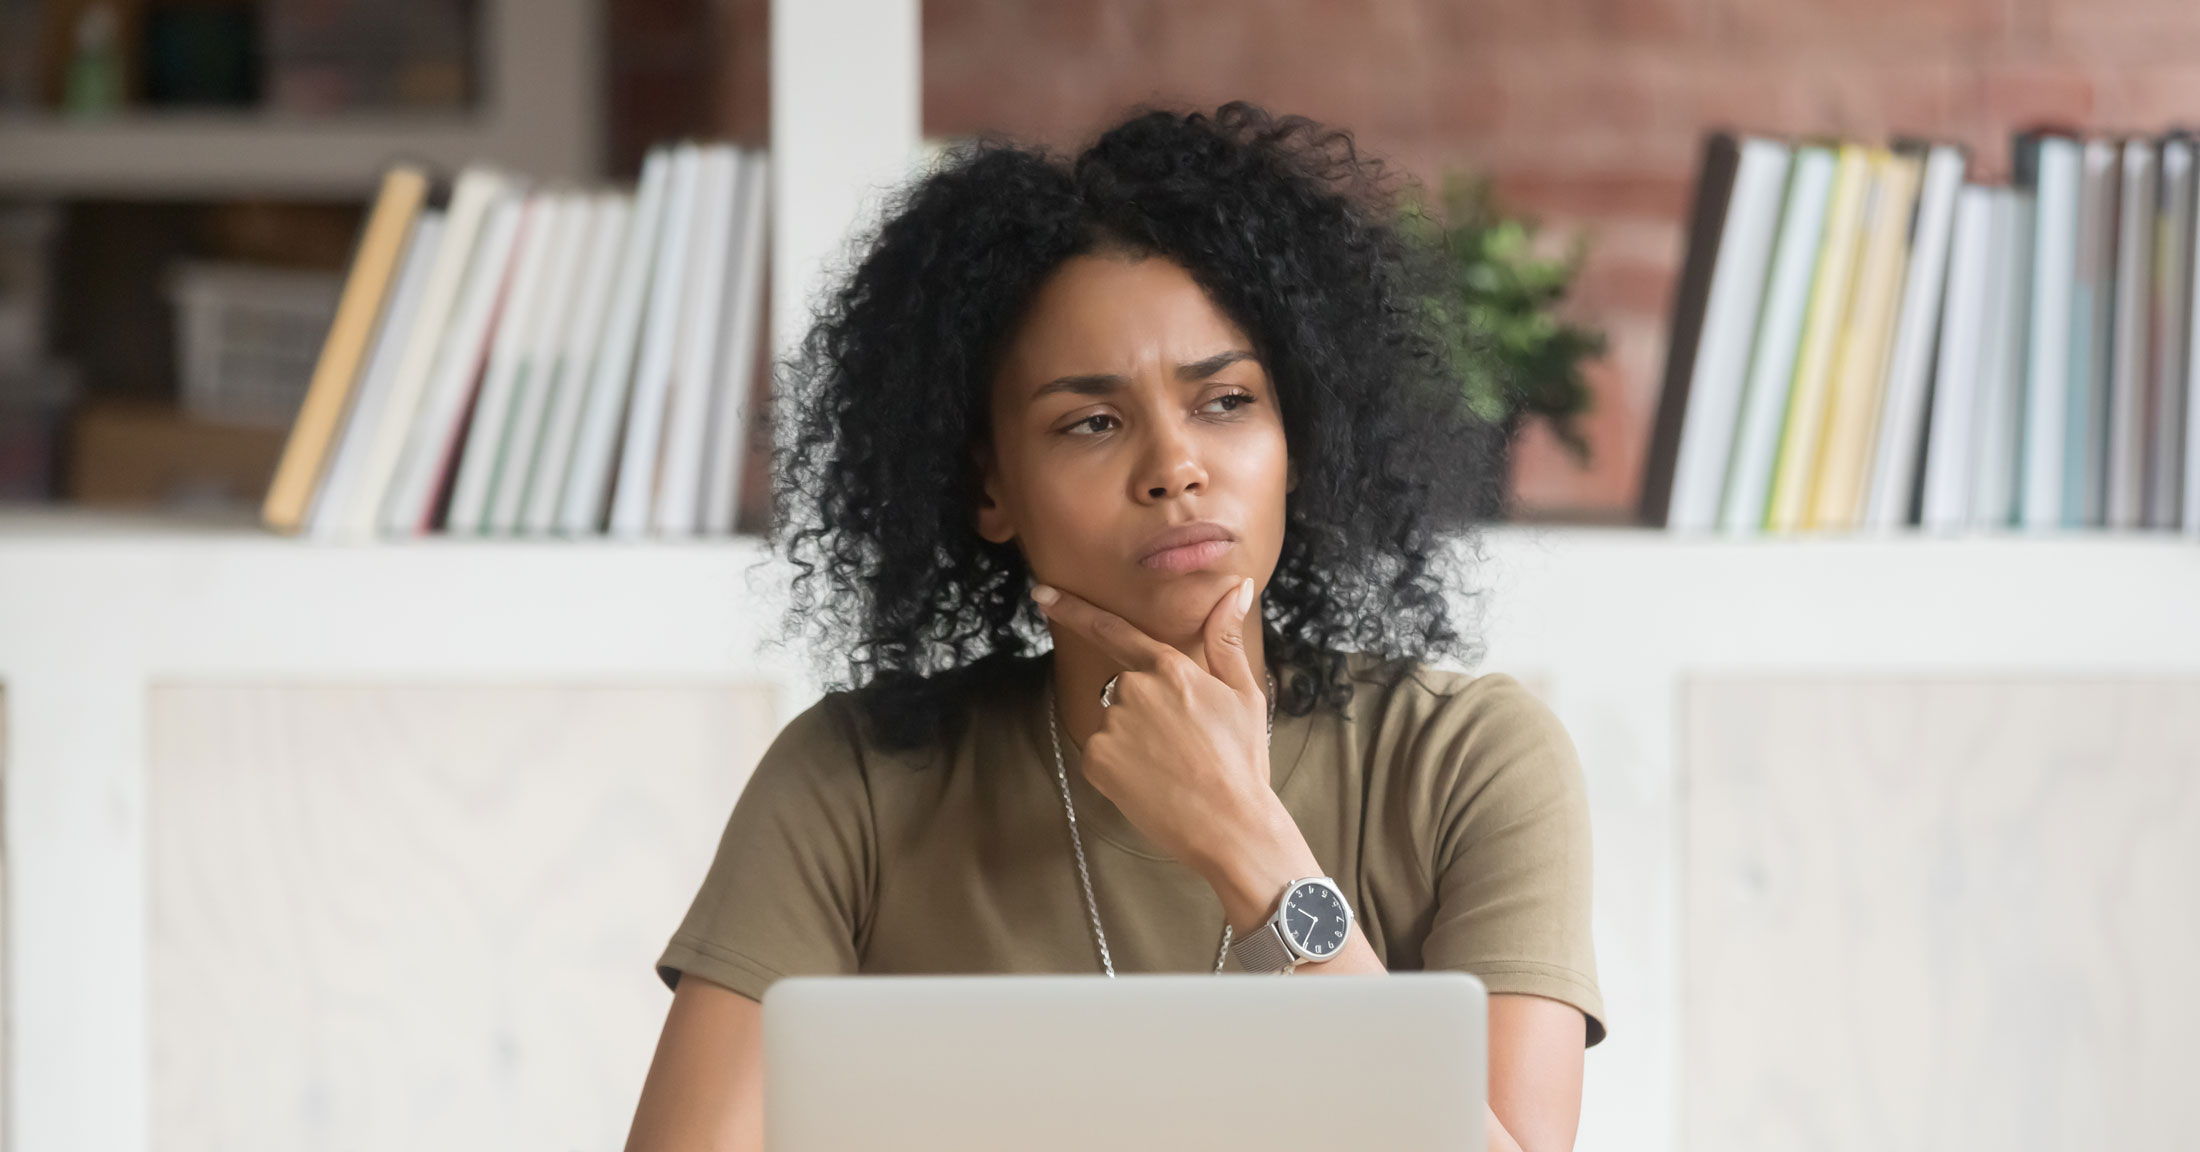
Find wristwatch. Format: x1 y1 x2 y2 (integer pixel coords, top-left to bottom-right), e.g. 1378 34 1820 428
1227 876 1354 973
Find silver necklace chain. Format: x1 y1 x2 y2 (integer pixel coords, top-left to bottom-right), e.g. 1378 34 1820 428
1045 665 1277 977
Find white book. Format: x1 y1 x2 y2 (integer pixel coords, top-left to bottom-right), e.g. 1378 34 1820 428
2021 136 2080 531
2187 157 2200 536
1666 137 1789 534
2065 137 2120 527
344 167 506 538
379 193 527 535
1971 189 2034 530
652 145 743 537
2155 137 2197 529
524 192 633 535
702 150 771 536
307 210 444 542
1919 186 1995 532
490 194 599 534
1864 144 1967 531
562 148 675 535
2106 140 2157 528
446 193 568 534
609 143 707 538
1720 146 1836 534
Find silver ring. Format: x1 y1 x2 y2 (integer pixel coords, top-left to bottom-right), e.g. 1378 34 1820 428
1100 674 1120 708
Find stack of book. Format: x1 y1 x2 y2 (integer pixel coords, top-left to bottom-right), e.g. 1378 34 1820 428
1642 130 2200 536
262 141 769 539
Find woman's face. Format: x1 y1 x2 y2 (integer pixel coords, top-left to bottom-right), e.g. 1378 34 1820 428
976 252 1290 648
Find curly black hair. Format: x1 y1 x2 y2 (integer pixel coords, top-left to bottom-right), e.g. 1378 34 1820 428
766 100 1498 753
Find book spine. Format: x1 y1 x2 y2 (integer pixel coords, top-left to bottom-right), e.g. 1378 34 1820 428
1721 147 1836 534
2150 135 2196 529
1866 144 1968 531
562 149 675 535
1921 185 1995 531
2106 139 2157 529
1766 144 1872 532
1639 132 1740 528
261 165 427 532
2021 134 2080 531
1668 138 1790 534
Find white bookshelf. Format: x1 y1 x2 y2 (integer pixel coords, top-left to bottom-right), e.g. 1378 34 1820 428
0 0 602 198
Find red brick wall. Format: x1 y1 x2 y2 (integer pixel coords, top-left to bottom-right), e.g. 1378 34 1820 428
705 0 2200 517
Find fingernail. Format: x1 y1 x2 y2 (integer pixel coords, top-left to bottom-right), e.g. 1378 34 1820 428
1238 577 1255 614
1030 584 1059 606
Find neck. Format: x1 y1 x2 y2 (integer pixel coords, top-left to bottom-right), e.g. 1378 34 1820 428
1045 600 1268 754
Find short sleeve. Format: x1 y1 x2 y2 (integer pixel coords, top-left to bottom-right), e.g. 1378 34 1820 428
655 692 875 1002
1415 674 1606 1047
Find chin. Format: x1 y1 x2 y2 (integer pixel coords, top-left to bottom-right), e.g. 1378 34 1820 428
1139 573 1243 630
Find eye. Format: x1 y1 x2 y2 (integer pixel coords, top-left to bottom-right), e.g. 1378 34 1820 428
1203 390 1257 414
1062 412 1119 437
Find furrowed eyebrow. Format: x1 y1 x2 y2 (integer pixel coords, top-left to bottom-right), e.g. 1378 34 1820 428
1031 349 1257 400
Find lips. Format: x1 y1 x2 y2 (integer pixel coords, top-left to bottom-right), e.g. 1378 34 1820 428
1137 521 1236 572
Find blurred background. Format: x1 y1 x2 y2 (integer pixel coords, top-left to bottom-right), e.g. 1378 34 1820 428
3 2 2199 1152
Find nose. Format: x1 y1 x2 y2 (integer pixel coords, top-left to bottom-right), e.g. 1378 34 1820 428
1135 413 1208 502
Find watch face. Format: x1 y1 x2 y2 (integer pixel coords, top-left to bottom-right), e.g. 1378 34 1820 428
1282 881 1350 959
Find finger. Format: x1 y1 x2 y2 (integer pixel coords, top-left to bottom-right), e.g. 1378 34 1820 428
1201 576 1259 701
1030 583 1180 672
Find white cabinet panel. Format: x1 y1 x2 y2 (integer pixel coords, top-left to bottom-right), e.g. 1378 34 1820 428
148 683 775 1152
1684 679 2200 1152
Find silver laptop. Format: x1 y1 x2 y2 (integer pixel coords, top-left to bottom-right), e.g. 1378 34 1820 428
762 972 1487 1151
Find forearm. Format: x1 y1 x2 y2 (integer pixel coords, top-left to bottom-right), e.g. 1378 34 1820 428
1195 794 1543 1152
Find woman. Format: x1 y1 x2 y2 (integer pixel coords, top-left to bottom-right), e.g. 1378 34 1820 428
627 102 1604 1152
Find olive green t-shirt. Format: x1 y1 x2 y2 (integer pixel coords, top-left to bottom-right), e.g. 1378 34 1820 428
657 650 1606 1047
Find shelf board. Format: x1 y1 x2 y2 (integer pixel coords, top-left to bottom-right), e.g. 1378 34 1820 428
0 112 528 199
0 0 600 198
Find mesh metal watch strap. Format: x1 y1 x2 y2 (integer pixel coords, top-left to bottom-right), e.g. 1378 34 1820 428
1226 920 1297 973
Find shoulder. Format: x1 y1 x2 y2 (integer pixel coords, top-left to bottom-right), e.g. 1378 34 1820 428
1333 652 1572 761
1329 652 1584 824
758 654 1030 784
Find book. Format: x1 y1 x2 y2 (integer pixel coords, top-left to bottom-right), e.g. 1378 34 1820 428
2019 132 2080 531
1640 134 1739 529
2186 154 2200 536
306 210 445 542
1720 145 1837 534
1807 149 1921 530
1970 188 2034 530
608 142 706 538
522 192 633 535
2105 139 2157 528
261 165 427 533
445 191 570 534
1642 134 1788 530
653 144 743 536
345 167 508 537
1864 143 1968 530
380 190 527 535
702 150 772 536
1765 143 1872 531
1919 185 1996 532
562 147 676 535
1668 137 1790 532
489 193 601 535
2066 136 2121 527
2148 134 2195 529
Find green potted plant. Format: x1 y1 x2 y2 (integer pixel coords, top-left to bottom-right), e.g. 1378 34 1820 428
1399 172 1605 519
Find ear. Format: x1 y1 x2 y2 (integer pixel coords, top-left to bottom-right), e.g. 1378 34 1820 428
971 442 1016 545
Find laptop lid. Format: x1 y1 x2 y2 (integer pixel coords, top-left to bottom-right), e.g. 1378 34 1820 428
763 971 1487 1152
